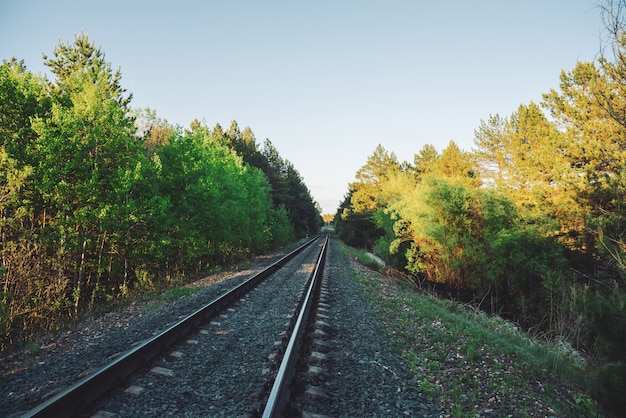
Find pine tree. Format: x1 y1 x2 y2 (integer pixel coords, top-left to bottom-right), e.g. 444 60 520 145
43 32 131 109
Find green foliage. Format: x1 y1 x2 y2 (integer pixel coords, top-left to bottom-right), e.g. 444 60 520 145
42 32 131 108
335 145 399 250
573 392 602 417
0 58 50 163
372 208 407 267
266 204 295 247
576 283 626 361
337 2 626 412
0 35 319 351
217 123 321 238
258 139 322 237
27 63 143 316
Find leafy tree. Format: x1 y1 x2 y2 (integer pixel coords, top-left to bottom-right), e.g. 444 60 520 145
0 59 48 280
334 190 368 247
0 59 50 163
474 104 582 242
544 63 626 239
382 172 567 322
336 144 400 250
151 121 293 269
0 36 316 352
383 174 481 287
351 144 400 213
31 68 142 313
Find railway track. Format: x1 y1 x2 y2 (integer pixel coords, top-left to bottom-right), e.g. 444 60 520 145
10 234 437 417
21 234 329 417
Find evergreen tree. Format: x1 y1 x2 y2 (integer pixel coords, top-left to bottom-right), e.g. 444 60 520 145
473 114 510 186
412 143 439 180
43 32 131 109
433 140 478 184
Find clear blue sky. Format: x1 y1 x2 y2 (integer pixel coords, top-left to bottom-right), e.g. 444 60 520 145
0 0 604 214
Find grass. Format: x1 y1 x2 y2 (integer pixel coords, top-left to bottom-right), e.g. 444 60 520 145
343 244 605 417
142 285 203 311
353 248 386 270
161 285 202 301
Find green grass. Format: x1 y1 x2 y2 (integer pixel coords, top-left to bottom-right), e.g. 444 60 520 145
26 341 41 355
353 248 386 270
161 285 201 301
343 244 604 417
142 285 203 311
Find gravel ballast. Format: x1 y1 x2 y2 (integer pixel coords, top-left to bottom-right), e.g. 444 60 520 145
2 240 307 417
291 235 441 417
2 235 439 417
86 237 323 417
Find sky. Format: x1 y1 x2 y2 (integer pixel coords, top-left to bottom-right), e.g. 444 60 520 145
0 0 605 214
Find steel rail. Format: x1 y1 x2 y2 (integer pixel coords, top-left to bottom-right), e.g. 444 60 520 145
262 233 329 418
21 235 321 418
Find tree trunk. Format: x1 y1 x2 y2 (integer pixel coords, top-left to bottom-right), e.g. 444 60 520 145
74 237 87 316
91 232 106 307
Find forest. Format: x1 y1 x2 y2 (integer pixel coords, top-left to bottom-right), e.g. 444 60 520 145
0 35 322 352
335 3 626 411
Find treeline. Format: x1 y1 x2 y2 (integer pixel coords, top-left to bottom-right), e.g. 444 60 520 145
0 34 322 350
335 6 626 411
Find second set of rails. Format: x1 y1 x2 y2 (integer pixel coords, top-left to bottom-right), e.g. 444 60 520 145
22 234 330 417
